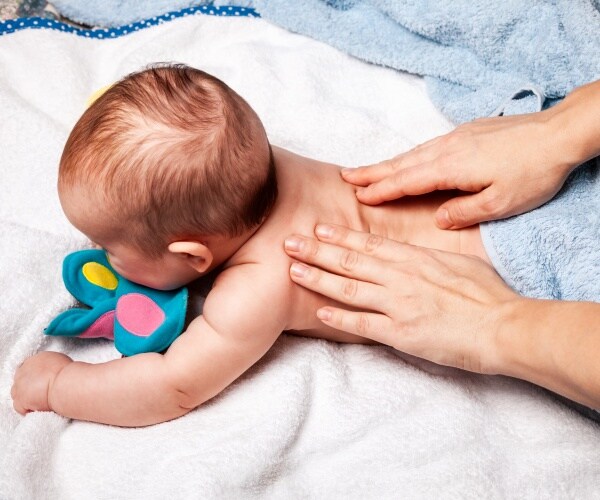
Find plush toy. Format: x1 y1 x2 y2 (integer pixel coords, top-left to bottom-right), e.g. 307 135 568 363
45 249 188 356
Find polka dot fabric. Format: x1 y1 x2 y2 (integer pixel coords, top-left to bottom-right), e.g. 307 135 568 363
0 4 259 38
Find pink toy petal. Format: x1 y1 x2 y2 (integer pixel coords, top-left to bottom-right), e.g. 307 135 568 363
80 311 115 340
116 293 166 337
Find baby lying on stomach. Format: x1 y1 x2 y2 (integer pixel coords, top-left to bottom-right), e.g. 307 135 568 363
18 63 490 427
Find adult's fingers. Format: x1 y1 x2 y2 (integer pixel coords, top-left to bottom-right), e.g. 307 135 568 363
435 189 500 229
354 160 449 205
309 224 482 277
284 235 386 283
342 136 444 187
316 307 393 344
341 161 396 187
311 223 426 263
288 262 388 312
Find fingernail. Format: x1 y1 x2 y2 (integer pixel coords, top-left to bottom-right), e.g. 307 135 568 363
436 209 451 228
284 237 303 252
315 224 334 239
290 263 309 278
317 308 332 321
341 168 354 176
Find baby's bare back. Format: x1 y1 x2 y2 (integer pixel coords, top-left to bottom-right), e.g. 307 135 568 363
224 147 488 345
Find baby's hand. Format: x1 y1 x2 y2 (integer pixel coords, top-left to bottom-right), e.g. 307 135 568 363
11 351 73 415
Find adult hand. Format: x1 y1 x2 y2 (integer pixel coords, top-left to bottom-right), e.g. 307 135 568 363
284 224 520 374
343 111 579 229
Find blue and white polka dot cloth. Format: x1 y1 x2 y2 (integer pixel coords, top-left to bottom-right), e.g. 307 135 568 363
0 5 259 39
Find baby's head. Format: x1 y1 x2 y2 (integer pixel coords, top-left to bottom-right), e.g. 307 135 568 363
59 63 277 290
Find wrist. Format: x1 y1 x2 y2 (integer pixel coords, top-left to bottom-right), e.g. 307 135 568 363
484 297 539 377
47 359 75 412
488 298 600 409
544 82 600 172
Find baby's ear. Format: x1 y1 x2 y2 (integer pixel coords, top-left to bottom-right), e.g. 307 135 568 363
168 241 213 273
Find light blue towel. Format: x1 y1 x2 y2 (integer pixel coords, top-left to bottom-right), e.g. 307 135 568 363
481 159 600 301
51 0 600 123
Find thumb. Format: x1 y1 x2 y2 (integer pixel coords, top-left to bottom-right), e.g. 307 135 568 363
436 192 496 229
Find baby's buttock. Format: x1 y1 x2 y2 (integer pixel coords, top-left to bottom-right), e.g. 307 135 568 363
460 225 491 264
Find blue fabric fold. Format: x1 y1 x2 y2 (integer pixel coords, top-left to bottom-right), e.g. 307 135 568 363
480 159 600 302
50 0 600 123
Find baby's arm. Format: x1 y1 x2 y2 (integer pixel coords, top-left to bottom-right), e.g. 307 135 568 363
44 265 290 426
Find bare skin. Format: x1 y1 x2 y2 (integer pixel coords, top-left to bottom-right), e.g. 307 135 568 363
11 146 490 426
229 146 489 343
283 79 600 410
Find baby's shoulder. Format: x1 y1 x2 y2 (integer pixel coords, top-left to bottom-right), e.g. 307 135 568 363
202 260 294 339
214 259 288 291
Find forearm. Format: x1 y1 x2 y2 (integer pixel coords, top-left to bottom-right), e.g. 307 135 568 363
492 299 600 409
546 79 600 170
48 353 189 427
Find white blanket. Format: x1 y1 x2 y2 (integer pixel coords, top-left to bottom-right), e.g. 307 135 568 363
1 12 599 499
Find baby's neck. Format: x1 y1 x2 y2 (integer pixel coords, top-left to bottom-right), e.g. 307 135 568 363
206 227 263 271
270 146 368 229
221 146 367 268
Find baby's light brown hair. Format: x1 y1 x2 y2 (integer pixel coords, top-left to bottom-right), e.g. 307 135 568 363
59 63 277 259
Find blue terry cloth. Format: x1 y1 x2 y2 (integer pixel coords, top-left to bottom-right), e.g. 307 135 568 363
480 159 600 301
49 0 600 123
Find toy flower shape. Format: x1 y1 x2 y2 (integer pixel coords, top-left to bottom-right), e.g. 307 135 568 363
45 250 188 356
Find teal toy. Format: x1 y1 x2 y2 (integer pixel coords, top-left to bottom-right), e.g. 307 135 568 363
45 249 188 356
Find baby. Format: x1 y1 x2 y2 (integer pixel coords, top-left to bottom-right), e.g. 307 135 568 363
11 63 489 426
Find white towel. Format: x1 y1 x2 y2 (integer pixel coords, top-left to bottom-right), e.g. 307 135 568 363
1 12 599 500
